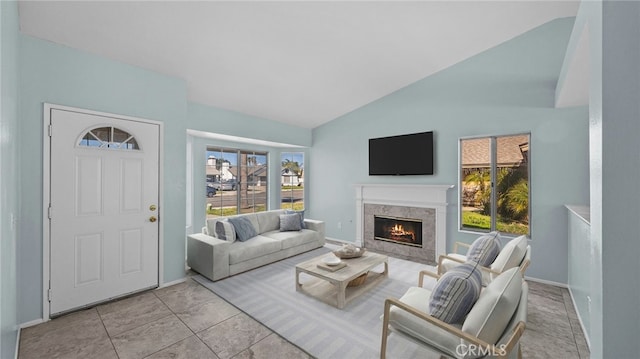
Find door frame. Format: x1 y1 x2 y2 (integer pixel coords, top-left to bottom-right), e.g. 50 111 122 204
42 103 164 320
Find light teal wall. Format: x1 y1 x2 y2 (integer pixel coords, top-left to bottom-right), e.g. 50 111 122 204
600 0 640 357
586 0 604 356
189 102 311 147
310 18 589 284
0 1 20 357
18 35 188 323
186 102 311 233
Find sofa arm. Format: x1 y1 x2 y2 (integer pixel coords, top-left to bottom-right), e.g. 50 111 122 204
304 219 325 239
187 233 231 281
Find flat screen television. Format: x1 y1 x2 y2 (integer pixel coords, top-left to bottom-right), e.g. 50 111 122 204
369 131 434 175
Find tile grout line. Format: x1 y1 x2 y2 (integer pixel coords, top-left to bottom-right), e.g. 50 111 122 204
96 308 122 359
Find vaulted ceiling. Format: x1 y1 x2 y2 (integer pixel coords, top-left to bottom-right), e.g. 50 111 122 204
18 1 581 129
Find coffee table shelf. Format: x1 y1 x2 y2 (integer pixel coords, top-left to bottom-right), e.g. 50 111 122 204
295 251 388 309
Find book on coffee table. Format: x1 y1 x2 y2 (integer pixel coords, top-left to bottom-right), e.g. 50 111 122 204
316 262 346 272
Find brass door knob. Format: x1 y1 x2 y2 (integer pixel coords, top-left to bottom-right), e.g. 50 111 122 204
149 216 157 223
149 204 157 211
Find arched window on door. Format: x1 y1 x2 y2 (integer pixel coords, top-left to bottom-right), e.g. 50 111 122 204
79 126 139 150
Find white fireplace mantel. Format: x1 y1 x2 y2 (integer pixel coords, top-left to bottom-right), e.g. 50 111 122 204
355 184 455 258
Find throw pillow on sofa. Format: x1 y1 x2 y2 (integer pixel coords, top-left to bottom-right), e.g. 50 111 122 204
280 213 302 231
228 216 258 242
466 231 501 266
429 261 482 324
215 220 236 243
285 209 305 229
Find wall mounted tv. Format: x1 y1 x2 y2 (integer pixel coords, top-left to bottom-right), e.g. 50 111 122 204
369 131 434 175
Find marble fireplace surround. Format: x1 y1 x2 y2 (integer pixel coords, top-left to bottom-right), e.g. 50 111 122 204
355 184 454 265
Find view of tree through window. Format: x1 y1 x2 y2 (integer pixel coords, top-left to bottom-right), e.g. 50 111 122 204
281 152 304 211
205 147 268 218
460 134 530 236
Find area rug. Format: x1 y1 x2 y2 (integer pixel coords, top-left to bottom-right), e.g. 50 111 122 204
193 246 440 358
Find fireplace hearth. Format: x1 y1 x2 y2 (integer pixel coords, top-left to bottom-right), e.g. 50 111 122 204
374 215 422 247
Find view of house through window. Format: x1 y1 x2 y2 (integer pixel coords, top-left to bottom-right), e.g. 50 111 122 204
206 147 268 218
281 152 304 211
460 134 530 236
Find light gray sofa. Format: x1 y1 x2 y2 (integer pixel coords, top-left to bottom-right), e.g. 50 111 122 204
187 209 325 281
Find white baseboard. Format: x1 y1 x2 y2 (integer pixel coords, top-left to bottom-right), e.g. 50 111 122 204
14 327 21 359
568 287 592 350
19 318 45 329
325 237 362 246
159 277 187 288
524 276 568 288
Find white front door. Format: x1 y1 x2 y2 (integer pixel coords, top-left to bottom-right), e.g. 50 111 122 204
49 108 160 316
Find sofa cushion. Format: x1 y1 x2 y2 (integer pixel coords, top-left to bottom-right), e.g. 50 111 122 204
228 216 258 242
490 235 527 278
280 213 302 231
255 210 285 233
228 235 282 264
215 220 236 243
462 267 522 351
466 231 501 266
262 229 319 249
285 209 306 229
388 286 462 357
429 261 482 324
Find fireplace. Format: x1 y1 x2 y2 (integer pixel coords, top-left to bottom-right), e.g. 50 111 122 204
363 203 436 264
355 184 454 265
374 215 422 248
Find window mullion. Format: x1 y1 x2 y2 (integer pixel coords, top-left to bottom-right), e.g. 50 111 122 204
490 137 498 232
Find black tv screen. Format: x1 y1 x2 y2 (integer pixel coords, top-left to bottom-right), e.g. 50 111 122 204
369 131 434 175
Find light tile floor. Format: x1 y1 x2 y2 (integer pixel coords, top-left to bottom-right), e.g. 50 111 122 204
19 278 589 359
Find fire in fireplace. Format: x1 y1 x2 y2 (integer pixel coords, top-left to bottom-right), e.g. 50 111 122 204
374 215 422 248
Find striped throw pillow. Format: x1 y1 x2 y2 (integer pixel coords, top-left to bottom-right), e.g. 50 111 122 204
215 220 236 243
429 261 482 324
466 231 501 266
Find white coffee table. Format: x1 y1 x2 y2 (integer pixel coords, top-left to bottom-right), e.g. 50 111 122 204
295 251 388 309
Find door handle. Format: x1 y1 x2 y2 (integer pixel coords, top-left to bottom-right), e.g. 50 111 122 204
149 216 157 223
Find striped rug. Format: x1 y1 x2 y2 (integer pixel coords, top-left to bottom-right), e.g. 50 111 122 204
193 246 441 358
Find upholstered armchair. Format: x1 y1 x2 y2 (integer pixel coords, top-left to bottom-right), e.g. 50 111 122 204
439 235 531 285
381 267 528 359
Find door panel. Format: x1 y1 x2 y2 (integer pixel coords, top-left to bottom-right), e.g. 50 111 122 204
49 108 159 315
74 233 103 286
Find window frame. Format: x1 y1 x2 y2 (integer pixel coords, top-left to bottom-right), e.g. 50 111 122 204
205 146 269 217
458 133 531 237
280 152 305 211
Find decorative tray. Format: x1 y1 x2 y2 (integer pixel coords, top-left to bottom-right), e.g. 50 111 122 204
333 247 366 259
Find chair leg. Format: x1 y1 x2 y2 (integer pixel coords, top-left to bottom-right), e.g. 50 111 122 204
380 300 392 359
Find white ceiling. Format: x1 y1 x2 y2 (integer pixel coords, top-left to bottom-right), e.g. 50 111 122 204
18 1 580 129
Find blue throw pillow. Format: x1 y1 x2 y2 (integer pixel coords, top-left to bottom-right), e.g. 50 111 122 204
429 261 482 324
285 209 305 229
228 216 258 242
